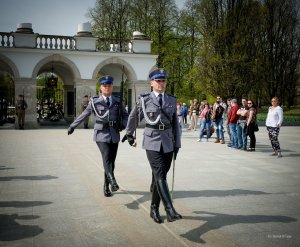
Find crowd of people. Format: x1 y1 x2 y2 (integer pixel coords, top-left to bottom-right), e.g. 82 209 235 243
177 95 284 158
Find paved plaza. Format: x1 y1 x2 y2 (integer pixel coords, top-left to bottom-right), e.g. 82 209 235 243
0 126 299 247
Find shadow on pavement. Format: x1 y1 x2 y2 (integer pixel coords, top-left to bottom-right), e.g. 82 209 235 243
0 200 52 241
181 211 298 244
0 166 15 171
0 201 52 208
0 175 58 181
0 214 43 241
120 189 271 210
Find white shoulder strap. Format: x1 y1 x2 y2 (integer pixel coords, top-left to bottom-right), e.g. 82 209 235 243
91 98 109 119
140 96 161 125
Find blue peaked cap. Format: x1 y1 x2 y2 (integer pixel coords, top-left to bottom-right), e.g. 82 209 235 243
98 75 114 84
149 68 167 80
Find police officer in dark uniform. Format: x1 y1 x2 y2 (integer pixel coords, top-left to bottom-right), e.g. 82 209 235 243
124 68 182 223
68 76 128 197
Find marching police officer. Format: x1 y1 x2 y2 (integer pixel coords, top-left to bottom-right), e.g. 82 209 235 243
123 68 182 223
16 94 28 129
68 76 128 197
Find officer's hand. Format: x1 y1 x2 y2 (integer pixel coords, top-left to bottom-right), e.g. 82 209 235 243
174 147 179 160
121 134 127 142
68 127 74 135
127 135 136 146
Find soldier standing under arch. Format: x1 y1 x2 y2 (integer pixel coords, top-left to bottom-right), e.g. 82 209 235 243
81 95 90 129
16 94 27 129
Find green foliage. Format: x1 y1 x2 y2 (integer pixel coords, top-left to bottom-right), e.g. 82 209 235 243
0 73 14 103
88 0 300 106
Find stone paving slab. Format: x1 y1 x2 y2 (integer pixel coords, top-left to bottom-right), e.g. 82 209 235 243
0 126 299 247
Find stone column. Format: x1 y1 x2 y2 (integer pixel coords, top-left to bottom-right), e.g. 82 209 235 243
73 79 97 125
127 80 150 126
63 85 74 123
14 78 38 129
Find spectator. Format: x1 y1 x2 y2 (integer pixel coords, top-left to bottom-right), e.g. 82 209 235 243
212 98 225 144
218 96 227 139
225 98 232 143
266 97 283 158
187 99 199 131
177 102 183 133
237 98 248 150
181 103 188 125
246 99 257 152
198 103 212 142
227 98 239 148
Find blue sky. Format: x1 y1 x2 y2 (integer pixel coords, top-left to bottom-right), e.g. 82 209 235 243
0 0 185 36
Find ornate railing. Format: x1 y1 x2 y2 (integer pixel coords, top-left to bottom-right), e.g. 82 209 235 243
0 32 133 52
36 35 76 50
97 38 132 52
0 32 14 47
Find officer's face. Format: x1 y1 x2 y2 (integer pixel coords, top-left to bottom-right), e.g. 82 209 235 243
151 79 167 93
100 84 113 97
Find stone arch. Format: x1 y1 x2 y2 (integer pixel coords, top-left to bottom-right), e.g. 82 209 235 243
31 54 81 82
31 54 82 124
0 54 20 78
92 57 137 82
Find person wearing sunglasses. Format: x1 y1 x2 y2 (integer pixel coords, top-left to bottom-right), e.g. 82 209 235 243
246 100 257 151
266 97 283 157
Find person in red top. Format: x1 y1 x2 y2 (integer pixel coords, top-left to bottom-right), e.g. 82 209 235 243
227 98 239 148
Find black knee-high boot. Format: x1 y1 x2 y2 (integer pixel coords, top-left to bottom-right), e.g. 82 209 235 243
106 172 119 192
150 184 162 223
103 173 112 197
156 179 182 222
150 173 155 192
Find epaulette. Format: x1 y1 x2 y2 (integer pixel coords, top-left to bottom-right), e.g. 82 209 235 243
166 93 177 98
92 96 98 100
136 93 150 105
140 93 150 98
113 95 120 103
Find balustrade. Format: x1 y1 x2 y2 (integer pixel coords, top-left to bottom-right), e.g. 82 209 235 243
0 32 14 47
0 32 134 53
36 35 76 50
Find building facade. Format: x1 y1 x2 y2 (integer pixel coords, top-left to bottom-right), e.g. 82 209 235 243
0 23 157 128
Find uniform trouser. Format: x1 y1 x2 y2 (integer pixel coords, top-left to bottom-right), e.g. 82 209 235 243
17 110 25 128
146 146 173 207
96 142 119 184
267 126 281 152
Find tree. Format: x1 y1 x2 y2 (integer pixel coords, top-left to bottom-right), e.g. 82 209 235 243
261 0 300 106
88 0 132 40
